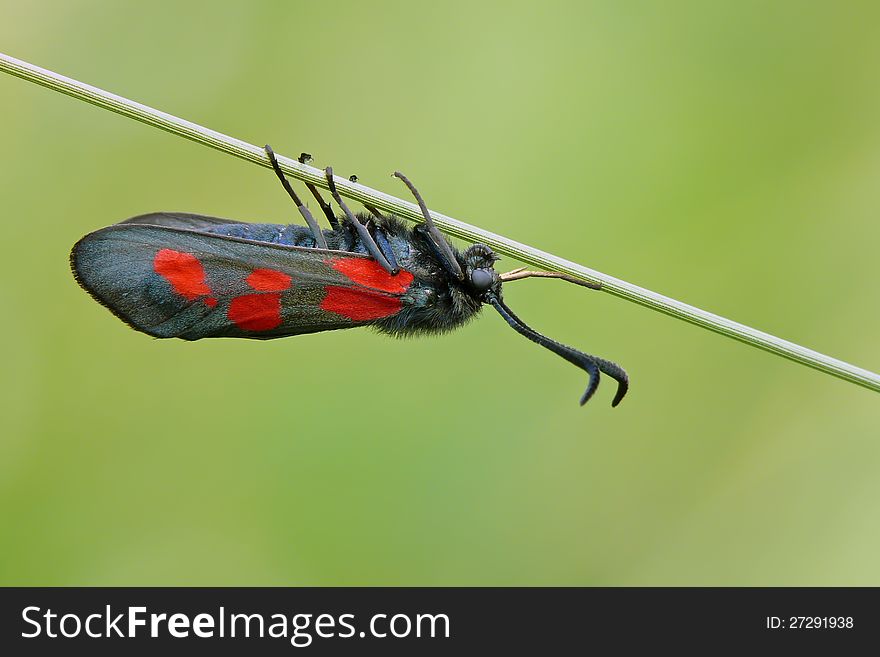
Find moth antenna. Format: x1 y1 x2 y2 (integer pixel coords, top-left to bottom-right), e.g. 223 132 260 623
499 268 602 291
486 294 628 407
393 171 464 280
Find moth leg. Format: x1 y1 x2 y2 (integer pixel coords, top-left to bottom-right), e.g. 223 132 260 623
299 152 339 228
264 145 329 249
372 229 400 272
393 172 464 280
351 175 400 272
324 167 398 275
361 199 388 224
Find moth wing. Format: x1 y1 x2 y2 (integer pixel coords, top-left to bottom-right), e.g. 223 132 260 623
119 212 243 231
71 224 413 340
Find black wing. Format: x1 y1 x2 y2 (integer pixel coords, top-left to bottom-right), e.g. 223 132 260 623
71 222 416 340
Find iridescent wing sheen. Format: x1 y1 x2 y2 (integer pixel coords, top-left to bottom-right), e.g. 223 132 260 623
71 220 415 340
119 212 244 231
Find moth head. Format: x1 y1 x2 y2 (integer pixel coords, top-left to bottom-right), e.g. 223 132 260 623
461 244 501 298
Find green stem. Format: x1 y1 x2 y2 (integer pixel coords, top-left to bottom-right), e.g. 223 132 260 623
2 51 878 393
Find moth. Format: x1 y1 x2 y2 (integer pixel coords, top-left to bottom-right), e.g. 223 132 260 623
71 146 628 406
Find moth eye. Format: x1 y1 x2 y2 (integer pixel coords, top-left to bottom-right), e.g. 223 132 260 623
470 268 494 292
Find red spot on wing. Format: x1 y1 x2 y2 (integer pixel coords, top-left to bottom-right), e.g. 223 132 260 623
153 249 213 300
321 286 403 321
228 293 283 331
247 268 292 292
228 269 291 330
204 297 218 308
330 257 414 293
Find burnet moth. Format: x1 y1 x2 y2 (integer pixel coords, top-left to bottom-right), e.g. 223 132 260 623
70 146 629 407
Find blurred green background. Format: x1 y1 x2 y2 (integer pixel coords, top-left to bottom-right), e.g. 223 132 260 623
1 1 878 586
